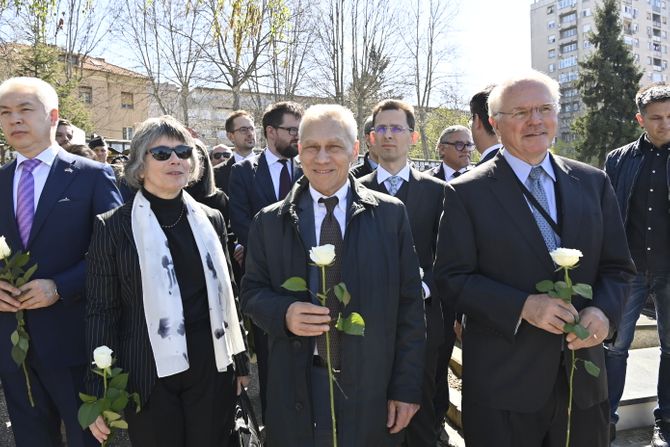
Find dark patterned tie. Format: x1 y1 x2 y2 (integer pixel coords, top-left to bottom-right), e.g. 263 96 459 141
316 196 343 369
526 166 558 251
278 159 291 199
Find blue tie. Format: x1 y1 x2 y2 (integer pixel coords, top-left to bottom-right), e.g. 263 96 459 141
526 166 558 251
387 176 401 196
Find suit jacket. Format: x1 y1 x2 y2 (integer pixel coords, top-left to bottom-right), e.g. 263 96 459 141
213 154 236 196
241 176 425 447
0 150 122 372
229 151 303 247
433 152 635 412
84 195 246 404
349 153 374 178
359 168 447 348
476 146 500 166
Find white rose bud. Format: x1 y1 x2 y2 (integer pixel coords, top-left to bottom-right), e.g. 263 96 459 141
309 244 336 267
550 247 583 268
92 345 113 369
0 236 10 260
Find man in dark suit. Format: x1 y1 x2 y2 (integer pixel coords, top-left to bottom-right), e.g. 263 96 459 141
229 101 304 417
241 103 425 446
213 109 257 196
359 99 446 447
431 125 473 181
434 71 635 446
469 85 502 166
0 77 122 446
350 116 379 178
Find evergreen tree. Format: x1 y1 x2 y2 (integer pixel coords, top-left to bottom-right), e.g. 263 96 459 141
572 0 642 166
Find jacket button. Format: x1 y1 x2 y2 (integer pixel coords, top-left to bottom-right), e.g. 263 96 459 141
292 340 302 349
295 402 303 411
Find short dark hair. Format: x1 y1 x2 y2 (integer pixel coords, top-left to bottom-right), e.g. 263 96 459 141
363 115 374 135
371 99 415 131
58 118 72 128
225 110 253 133
262 101 304 138
636 83 670 114
469 85 496 136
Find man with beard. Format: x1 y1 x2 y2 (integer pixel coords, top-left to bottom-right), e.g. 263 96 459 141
229 101 304 418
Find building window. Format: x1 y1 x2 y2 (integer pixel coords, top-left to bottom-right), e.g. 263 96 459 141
549 49 556 58
559 56 578 69
558 0 576 9
561 42 578 53
79 86 92 104
122 127 134 140
549 63 556 73
548 34 556 43
560 27 578 39
547 5 554 14
560 12 577 25
548 20 556 29
121 92 134 110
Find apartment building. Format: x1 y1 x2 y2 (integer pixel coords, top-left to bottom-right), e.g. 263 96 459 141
530 0 669 143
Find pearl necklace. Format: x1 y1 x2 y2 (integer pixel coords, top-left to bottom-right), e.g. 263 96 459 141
160 204 185 229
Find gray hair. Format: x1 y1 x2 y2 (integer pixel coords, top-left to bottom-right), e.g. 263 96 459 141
299 104 357 149
124 115 201 190
0 77 59 113
488 70 561 116
636 84 670 114
437 125 472 148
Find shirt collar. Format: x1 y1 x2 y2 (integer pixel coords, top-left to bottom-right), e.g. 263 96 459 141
234 151 254 163
16 145 61 169
480 143 502 160
264 147 287 166
502 148 556 183
309 182 350 212
376 163 410 184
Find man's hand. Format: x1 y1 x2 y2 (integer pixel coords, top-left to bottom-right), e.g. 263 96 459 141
566 306 610 350
0 281 21 312
386 400 419 434
89 415 111 444
521 294 579 335
18 279 59 310
233 245 245 266
285 302 330 336
236 375 251 396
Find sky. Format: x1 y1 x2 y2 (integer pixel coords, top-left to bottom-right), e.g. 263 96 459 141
453 0 534 101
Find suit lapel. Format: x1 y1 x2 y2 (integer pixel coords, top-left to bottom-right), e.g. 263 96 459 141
488 156 554 271
0 161 22 251
365 172 387 195
28 152 79 247
256 152 277 203
404 169 423 217
551 155 583 249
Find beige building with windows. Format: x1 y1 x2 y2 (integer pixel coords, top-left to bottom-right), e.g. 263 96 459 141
531 0 669 143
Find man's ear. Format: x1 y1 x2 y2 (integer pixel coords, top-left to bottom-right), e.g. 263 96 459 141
369 132 377 146
50 108 59 125
489 116 500 135
410 131 419 145
635 112 645 128
352 140 360 161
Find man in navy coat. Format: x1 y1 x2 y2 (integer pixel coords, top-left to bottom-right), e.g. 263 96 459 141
0 77 122 446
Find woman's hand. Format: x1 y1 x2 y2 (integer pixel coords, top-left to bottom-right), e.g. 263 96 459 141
89 415 111 444
236 375 251 395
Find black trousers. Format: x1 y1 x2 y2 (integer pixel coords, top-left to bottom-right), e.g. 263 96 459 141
433 308 457 428
462 363 609 447
126 323 237 447
251 322 269 421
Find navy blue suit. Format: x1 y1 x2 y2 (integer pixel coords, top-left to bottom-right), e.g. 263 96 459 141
0 149 122 446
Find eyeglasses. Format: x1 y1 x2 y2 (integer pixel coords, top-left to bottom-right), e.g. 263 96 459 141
148 144 193 161
441 141 475 152
373 125 413 135
232 126 255 134
211 152 232 160
275 126 299 136
495 104 557 121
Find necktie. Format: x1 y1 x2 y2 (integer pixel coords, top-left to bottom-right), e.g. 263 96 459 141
526 166 558 251
16 159 41 249
451 171 461 180
278 159 291 200
387 175 402 196
317 196 343 369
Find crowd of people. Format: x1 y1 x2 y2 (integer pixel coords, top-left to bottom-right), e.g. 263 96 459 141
0 70 667 447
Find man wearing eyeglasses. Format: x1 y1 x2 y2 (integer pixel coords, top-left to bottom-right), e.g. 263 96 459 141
213 110 257 195
228 101 304 419
434 70 634 446
431 125 473 182
359 99 447 447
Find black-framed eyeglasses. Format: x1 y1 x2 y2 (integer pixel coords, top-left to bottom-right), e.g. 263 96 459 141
211 152 232 160
148 144 193 161
441 141 475 152
373 125 413 135
232 126 255 134
275 126 299 136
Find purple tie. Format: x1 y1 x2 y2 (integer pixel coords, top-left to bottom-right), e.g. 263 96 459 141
16 159 41 249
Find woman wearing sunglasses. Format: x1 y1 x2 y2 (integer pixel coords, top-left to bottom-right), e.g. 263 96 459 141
84 115 249 446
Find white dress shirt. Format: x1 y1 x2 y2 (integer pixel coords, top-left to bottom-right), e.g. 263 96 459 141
376 163 410 193
441 162 470 182
309 182 349 244
480 143 503 161
233 151 255 164
264 149 295 200
13 146 61 214
502 149 557 222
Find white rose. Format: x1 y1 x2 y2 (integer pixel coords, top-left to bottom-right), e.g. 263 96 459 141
0 236 10 260
550 248 583 268
310 244 336 267
92 345 113 369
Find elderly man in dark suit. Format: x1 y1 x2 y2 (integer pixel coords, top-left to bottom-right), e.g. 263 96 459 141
359 99 446 447
434 70 635 446
241 104 425 446
228 101 304 417
0 77 122 446
431 125 473 182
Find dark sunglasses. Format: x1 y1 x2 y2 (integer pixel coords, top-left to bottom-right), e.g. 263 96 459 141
211 152 232 160
148 145 193 161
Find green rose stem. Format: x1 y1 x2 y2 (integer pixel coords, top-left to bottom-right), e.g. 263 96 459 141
319 265 338 447
563 266 575 447
16 311 34 408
